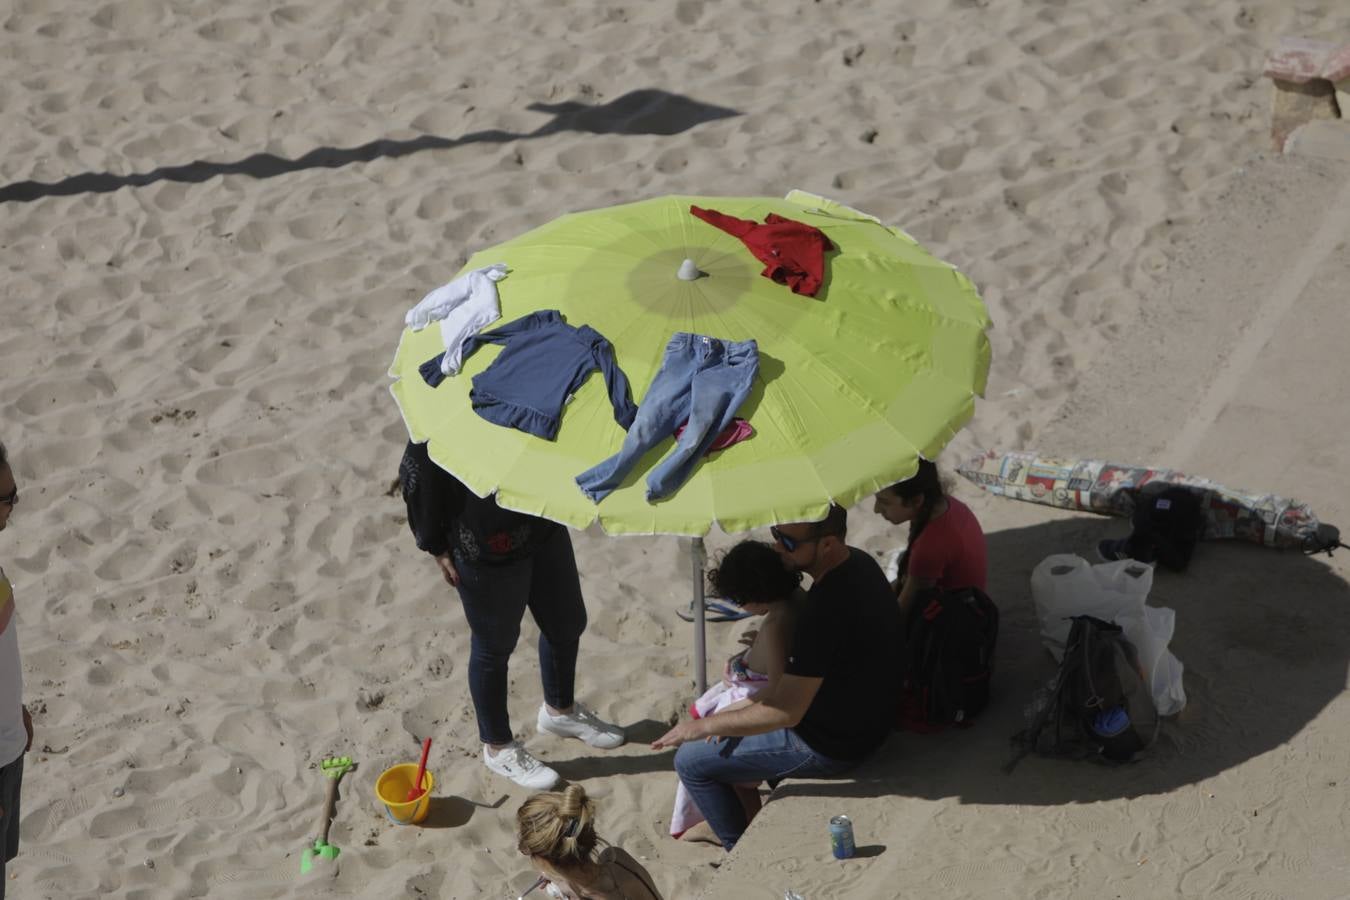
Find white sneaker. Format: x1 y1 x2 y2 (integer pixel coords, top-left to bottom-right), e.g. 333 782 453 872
482 742 560 790
537 703 626 749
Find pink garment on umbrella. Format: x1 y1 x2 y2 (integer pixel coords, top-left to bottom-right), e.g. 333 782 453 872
673 417 754 456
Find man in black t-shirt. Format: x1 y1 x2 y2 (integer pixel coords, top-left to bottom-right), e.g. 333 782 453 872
653 505 900 850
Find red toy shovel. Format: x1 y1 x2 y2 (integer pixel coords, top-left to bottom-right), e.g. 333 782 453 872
406 737 432 802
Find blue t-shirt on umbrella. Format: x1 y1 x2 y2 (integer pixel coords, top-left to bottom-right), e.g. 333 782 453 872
420 309 637 441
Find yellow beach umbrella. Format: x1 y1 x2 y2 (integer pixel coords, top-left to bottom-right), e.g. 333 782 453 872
389 190 991 688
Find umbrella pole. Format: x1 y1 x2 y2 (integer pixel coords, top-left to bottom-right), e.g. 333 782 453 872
691 537 708 695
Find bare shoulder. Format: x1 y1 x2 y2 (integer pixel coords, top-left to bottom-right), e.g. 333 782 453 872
769 589 807 632
599 846 663 900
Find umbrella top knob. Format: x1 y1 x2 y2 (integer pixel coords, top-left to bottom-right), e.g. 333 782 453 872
676 258 703 281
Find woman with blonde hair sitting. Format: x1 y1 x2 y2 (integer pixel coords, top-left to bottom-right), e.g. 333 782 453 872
517 784 662 899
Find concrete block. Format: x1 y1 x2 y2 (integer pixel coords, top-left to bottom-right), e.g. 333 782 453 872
1284 120 1350 162
1270 78 1340 151
1326 46 1350 115
1323 45 1350 83
1263 36 1336 84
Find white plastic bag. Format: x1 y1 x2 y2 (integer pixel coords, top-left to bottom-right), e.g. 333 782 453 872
1116 604 1187 716
1030 554 1186 715
1030 555 1151 656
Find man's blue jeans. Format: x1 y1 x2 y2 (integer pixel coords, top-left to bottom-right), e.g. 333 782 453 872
673 728 857 850
454 528 587 745
576 333 758 503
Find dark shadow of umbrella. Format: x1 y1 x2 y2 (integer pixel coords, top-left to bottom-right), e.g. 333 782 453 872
523 90 738 137
0 88 740 204
764 515 1350 805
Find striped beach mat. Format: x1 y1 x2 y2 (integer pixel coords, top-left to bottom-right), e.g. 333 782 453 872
957 449 1342 554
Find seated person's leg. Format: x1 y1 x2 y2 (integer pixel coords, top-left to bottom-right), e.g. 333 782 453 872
673 728 817 850
674 741 750 848
733 783 763 824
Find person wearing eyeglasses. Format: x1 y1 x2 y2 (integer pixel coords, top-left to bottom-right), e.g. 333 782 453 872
652 505 901 850
0 442 34 898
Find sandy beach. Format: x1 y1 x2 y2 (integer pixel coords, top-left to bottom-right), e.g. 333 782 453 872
2 1 1349 897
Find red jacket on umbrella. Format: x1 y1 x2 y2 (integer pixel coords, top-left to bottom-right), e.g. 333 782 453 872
690 206 834 297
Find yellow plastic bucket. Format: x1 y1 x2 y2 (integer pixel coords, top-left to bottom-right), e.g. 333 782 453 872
375 763 435 825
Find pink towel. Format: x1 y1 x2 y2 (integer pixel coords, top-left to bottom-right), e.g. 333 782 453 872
673 417 754 456
670 658 769 838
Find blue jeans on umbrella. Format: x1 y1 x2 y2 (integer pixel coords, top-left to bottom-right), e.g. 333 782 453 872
454 528 588 745
576 333 758 503
673 728 857 850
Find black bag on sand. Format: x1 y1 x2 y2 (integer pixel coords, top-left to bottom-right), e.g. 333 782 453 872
897 587 1000 731
1005 615 1159 771
1126 484 1205 571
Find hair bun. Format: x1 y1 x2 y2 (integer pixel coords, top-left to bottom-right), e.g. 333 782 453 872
559 783 590 819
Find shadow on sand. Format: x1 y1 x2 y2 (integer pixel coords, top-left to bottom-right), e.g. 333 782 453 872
0 89 740 204
773 514 1350 806
418 793 508 829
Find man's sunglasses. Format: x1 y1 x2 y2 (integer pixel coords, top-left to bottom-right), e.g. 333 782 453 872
0 488 15 508
770 525 833 552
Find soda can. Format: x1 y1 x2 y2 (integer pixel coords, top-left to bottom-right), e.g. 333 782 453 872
828 815 855 859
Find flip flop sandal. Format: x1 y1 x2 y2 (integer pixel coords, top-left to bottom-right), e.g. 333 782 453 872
675 597 751 622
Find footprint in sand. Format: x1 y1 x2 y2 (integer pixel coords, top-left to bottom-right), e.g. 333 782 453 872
193 444 298 485
930 857 1025 892
1177 849 1243 896
201 857 303 890
1158 788 1207 837
22 792 97 841
87 790 241 840
13 371 116 418
1222 884 1285 900
32 864 105 898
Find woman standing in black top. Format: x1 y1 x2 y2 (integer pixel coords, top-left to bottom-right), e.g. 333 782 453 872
399 441 625 789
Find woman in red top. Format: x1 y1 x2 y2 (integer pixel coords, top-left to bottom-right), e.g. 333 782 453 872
873 459 988 617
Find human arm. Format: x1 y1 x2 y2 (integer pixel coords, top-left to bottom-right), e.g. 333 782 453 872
898 528 945 616
651 673 822 748
399 442 466 585
2 706 30 813
605 847 663 900
433 554 460 587
744 606 791 691
896 573 936 619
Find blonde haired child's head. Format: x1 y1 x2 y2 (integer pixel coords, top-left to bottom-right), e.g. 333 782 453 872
516 783 599 868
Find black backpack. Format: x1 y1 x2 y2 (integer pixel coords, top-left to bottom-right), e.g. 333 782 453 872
897 587 999 731
1006 615 1159 770
1126 484 1205 571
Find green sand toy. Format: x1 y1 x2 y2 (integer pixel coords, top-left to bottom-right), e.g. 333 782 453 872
301 756 357 876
